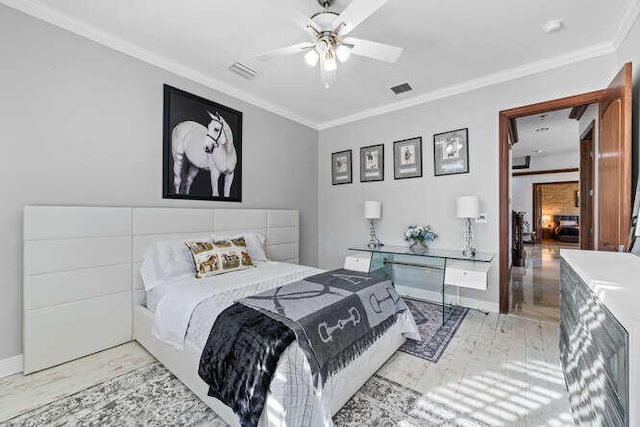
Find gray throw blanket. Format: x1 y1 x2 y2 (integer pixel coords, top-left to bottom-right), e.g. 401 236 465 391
240 268 408 386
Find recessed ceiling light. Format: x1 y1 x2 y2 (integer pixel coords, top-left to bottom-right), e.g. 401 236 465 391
536 127 550 133
542 20 564 34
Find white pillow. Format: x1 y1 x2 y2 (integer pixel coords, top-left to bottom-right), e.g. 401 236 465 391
211 231 268 261
559 220 578 227
140 238 209 290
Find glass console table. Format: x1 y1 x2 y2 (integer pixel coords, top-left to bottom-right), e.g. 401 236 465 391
348 245 495 325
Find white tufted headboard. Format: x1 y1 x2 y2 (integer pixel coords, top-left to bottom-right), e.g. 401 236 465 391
22 206 299 374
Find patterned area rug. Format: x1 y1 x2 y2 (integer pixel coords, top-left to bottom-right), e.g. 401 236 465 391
334 374 490 426
6 364 488 427
5 363 226 427
400 297 469 362
5 301 468 426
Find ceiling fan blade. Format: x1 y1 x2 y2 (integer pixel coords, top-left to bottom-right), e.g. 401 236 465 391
254 42 314 61
336 0 388 35
291 11 321 37
344 37 403 63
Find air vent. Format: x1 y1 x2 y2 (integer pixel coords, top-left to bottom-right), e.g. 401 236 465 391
228 62 260 80
390 82 412 95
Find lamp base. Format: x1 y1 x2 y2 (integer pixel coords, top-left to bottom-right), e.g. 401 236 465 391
462 218 477 258
367 241 382 250
462 247 476 258
367 220 382 249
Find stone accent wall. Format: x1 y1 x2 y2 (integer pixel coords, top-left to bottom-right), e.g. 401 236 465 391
541 182 579 218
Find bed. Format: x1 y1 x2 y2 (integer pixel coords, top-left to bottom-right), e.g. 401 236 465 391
552 215 580 243
23 206 417 427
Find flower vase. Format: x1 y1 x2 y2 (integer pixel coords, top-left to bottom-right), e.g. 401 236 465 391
409 240 429 254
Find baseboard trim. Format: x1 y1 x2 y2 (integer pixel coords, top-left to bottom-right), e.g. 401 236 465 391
0 354 23 378
396 285 499 313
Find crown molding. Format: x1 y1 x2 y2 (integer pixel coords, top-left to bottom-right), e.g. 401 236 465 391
317 41 615 130
0 0 319 130
2 0 636 132
612 0 640 50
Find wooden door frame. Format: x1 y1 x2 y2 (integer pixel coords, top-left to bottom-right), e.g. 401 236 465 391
499 90 605 313
532 181 580 244
579 121 595 250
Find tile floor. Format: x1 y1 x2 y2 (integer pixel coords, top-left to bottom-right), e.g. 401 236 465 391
0 311 574 426
509 242 578 323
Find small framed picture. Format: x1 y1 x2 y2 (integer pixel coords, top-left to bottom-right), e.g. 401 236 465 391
393 137 422 179
360 144 384 182
331 150 352 185
433 128 469 176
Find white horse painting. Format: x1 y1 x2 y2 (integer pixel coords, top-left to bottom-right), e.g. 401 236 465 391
171 112 237 198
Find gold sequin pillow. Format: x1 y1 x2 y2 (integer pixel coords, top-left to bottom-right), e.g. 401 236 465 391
185 238 255 279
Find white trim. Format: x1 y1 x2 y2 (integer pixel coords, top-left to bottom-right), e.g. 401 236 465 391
396 285 499 314
1 0 637 131
317 42 614 130
0 354 23 378
0 0 318 130
612 0 640 50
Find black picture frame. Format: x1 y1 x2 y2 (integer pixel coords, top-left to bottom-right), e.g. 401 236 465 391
360 144 384 182
512 155 531 170
331 150 352 185
433 128 470 176
393 137 423 180
163 84 243 202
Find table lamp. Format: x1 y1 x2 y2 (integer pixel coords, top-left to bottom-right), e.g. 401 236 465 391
364 201 382 249
456 196 480 257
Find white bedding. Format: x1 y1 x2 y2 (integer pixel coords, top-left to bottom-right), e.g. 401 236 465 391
146 261 419 426
149 261 323 349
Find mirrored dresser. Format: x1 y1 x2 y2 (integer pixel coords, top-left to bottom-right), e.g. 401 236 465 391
560 250 640 426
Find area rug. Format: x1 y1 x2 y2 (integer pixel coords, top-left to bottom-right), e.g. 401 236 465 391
400 297 469 363
5 363 489 427
333 374 490 427
4 363 226 427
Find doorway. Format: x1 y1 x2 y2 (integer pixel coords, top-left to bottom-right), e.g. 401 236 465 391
499 63 633 315
510 107 585 322
580 122 595 250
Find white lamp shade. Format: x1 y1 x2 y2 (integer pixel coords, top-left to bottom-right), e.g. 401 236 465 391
456 196 480 219
364 201 381 219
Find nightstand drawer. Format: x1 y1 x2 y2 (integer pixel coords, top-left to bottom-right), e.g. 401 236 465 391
444 261 489 290
344 252 372 272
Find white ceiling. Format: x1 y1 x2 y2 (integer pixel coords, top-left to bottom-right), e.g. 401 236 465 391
5 0 635 128
512 107 582 158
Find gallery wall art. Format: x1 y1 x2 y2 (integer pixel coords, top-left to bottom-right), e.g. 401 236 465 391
360 144 384 182
433 128 469 176
393 137 423 180
331 150 353 185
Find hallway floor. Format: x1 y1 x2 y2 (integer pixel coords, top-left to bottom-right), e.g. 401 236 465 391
509 242 578 323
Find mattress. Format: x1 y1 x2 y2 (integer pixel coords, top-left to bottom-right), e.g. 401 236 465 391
144 262 419 426
147 261 324 348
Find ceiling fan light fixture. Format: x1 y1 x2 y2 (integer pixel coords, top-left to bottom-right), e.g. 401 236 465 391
316 39 329 54
304 49 320 66
323 51 337 72
335 44 351 62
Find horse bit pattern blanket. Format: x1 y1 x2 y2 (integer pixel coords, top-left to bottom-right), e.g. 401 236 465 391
198 269 411 427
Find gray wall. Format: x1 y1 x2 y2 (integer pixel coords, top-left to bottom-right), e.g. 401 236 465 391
0 6 318 360
317 54 617 311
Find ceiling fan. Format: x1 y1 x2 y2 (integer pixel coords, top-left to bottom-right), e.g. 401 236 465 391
254 0 403 88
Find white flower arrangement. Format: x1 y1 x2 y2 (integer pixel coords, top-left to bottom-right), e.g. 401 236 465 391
404 224 438 243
